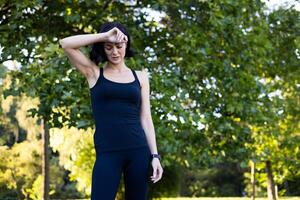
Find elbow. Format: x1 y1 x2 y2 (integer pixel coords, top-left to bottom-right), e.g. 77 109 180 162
59 39 78 50
59 39 65 49
59 39 68 49
141 116 153 127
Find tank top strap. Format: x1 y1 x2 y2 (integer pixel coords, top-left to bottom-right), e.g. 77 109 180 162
131 69 141 87
131 69 138 81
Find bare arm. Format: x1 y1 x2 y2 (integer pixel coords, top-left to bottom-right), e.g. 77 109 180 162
139 69 164 183
59 28 128 85
58 33 108 80
139 70 158 155
59 33 107 49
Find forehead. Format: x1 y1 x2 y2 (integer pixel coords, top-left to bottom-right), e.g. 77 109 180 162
104 42 126 46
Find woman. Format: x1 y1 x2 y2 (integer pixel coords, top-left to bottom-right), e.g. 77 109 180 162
59 21 163 200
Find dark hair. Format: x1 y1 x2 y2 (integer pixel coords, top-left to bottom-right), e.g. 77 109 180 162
89 22 135 65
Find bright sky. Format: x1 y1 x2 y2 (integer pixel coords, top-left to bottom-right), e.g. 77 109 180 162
263 0 300 10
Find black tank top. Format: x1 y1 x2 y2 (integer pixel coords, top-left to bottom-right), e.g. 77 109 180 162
89 67 148 153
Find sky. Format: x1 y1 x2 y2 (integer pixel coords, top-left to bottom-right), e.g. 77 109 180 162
263 0 300 11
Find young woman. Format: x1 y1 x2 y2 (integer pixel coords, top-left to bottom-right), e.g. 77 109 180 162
59 22 163 200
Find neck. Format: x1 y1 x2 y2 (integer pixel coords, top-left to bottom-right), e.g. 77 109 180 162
104 61 128 72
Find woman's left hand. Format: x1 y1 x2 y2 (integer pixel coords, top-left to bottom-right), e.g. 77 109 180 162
150 158 163 183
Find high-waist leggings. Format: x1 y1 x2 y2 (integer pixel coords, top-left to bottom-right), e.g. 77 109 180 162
91 146 152 200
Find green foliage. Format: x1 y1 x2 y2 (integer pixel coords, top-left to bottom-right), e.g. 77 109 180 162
0 141 65 199
242 6 300 196
180 163 244 197
25 175 43 200
0 141 42 199
1 0 299 198
49 126 95 196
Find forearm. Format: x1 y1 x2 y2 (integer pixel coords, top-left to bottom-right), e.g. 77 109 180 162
141 119 158 155
59 33 107 49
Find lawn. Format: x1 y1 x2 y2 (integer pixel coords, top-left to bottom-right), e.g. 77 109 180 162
157 198 300 200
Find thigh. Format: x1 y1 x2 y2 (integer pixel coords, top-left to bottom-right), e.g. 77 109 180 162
123 146 152 200
91 151 124 200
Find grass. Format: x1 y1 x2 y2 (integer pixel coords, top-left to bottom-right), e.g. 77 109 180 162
155 198 300 200
76 197 300 200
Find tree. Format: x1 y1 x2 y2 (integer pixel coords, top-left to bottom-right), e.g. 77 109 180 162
1 0 299 198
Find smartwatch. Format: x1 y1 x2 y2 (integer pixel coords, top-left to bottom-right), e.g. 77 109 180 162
151 153 161 160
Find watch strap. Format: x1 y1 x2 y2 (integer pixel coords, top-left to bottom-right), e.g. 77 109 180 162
151 153 161 160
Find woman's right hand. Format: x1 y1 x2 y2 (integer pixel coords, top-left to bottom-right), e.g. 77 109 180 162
104 27 128 43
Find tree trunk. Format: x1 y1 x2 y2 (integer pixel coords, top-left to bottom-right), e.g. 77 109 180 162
16 182 24 200
284 180 290 195
251 160 256 200
41 117 50 200
266 160 277 200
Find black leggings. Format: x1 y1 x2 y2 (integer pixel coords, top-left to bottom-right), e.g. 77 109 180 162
91 146 152 200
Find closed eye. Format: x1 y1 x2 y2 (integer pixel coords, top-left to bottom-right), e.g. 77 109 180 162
104 43 124 50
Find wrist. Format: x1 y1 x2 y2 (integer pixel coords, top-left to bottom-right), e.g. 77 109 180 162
98 32 109 42
151 153 161 160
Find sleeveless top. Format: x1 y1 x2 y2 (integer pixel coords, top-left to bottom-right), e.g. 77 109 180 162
89 67 148 153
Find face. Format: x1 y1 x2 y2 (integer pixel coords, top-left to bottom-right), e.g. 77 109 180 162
103 42 127 64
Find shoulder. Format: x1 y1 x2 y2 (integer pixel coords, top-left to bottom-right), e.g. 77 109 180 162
135 69 149 88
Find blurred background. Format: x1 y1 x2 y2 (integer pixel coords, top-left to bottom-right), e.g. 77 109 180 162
0 0 299 199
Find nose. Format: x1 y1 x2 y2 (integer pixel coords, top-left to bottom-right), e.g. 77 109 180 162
112 46 118 54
